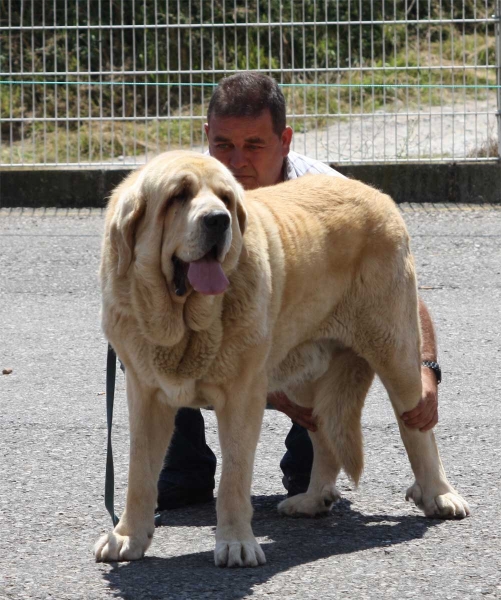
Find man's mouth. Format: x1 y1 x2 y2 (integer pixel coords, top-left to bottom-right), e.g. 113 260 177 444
172 246 229 297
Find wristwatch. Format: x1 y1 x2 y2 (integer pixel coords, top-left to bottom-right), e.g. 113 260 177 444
421 360 442 384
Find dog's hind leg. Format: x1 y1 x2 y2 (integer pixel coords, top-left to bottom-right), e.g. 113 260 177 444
364 308 470 520
278 349 374 517
278 426 342 517
94 370 176 561
381 360 469 519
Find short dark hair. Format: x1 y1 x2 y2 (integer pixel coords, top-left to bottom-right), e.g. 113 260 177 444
207 72 286 136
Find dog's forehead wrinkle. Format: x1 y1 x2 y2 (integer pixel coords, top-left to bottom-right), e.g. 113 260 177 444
191 192 228 214
167 172 198 196
138 168 197 202
196 166 239 191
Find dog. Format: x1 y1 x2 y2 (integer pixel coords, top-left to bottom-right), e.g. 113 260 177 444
94 150 469 567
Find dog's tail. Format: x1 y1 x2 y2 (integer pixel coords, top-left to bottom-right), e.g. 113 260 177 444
313 351 374 485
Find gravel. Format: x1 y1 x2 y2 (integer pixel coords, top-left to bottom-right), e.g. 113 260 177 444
0 204 500 599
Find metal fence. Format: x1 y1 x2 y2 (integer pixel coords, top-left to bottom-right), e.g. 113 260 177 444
0 0 499 167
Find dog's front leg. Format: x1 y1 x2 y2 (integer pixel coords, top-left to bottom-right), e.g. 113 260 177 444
95 371 175 562
214 376 267 568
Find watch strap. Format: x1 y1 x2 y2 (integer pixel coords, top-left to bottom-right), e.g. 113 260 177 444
422 360 442 384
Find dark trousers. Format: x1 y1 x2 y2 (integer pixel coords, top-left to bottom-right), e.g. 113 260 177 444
158 407 217 490
279 422 314 480
159 407 313 489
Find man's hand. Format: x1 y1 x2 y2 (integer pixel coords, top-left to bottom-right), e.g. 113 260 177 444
267 391 318 432
401 367 438 431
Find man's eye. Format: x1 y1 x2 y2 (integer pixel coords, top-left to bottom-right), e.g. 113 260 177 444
216 143 231 150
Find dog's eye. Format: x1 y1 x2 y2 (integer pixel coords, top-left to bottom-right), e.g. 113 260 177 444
221 194 231 207
171 190 188 204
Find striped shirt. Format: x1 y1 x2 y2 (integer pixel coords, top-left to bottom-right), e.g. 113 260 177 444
284 150 346 181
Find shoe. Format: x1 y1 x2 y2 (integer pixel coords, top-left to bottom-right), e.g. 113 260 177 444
156 482 214 511
282 474 310 497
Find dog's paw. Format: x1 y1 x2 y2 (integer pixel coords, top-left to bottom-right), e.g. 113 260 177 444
405 482 470 519
278 485 341 517
214 538 266 568
94 531 152 562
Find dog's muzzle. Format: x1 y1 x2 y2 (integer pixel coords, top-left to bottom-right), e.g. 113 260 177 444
172 210 232 297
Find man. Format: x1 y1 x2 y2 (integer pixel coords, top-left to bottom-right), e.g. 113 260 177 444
156 72 440 510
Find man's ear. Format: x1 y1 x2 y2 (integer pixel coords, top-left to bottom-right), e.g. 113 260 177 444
204 122 210 140
281 126 293 156
109 184 145 277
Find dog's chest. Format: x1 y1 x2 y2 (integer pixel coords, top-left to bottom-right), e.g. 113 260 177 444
152 316 223 383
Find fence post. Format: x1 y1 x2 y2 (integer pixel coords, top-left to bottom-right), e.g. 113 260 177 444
496 0 501 158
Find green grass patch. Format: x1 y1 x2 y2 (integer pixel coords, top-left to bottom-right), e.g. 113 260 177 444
1 33 497 163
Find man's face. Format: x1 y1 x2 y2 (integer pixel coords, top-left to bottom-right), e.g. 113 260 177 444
204 110 293 190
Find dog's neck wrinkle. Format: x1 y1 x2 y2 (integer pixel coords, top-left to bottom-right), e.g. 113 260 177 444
169 284 192 304
152 315 223 382
184 291 222 331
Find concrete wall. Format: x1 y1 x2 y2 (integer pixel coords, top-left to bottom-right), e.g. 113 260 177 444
1 162 500 208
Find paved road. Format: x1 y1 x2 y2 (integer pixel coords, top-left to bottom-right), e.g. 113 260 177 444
1 205 500 600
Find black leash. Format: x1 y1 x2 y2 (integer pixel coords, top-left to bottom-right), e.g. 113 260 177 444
103 345 164 528
105 344 120 527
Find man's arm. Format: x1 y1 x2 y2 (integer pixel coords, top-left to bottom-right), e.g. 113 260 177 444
401 297 439 431
266 391 318 432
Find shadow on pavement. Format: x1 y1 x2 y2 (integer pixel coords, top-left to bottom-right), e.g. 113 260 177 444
101 494 442 599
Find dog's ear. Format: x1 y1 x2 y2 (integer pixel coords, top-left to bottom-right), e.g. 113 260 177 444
235 190 248 235
109 185 146 277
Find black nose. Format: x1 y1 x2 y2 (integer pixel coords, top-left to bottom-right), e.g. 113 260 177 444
203 211 230 235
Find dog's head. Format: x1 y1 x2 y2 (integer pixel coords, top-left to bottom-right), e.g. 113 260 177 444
109 151 247 298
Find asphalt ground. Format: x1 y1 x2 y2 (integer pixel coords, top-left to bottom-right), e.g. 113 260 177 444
0 204 500 600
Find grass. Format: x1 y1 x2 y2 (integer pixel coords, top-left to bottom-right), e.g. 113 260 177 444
467 137 499 159
1 33 497 164
0 117 207 165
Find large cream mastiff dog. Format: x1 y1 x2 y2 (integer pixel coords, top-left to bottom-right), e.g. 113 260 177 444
95 151 469 567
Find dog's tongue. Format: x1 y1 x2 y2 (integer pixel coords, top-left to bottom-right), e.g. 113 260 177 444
187 255 229 295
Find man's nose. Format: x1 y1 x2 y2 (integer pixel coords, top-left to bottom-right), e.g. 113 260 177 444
229 147 248 169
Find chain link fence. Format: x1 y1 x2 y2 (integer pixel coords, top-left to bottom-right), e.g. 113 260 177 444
0 0 499 167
